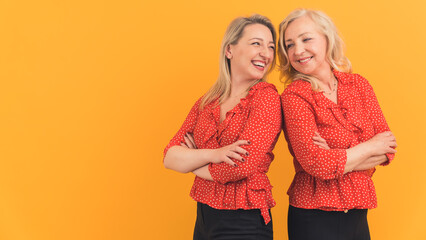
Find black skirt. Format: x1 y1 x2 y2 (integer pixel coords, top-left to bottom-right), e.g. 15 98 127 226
193 202 273 240
288 205 370 240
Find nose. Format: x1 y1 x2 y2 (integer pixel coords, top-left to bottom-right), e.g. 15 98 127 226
259 45 273 60
294 43 304 56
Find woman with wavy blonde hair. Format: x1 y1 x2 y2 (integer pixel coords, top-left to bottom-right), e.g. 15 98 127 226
164 14 281 239
278 9 396 240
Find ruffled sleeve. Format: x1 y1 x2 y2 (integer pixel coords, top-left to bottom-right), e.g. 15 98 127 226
356 74 395 165
163 98 202 158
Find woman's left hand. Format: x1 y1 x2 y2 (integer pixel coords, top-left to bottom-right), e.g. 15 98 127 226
181 133 197 149
312 132 330 149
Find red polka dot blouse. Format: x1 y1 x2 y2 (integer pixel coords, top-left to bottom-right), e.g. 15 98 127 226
281 70 395 211
164 82 282 224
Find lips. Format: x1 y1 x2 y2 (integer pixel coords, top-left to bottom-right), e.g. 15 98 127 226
298 56 313 64
252 60 266 70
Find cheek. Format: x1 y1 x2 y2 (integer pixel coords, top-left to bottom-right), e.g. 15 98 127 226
286 50 295 62
314 41 328 58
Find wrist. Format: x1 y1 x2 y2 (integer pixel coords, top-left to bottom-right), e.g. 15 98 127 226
200 149 215 164
360 140 376 158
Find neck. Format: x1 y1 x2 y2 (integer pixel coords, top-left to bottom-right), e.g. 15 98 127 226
314 68 335 88
229 75 259 99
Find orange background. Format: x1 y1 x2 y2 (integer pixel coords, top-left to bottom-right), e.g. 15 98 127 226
1 0 425 239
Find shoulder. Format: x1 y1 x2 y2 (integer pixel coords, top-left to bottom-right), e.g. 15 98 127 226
250 82 279 99
335 70 371 88
248 82 280 107
281 80 313 103
190 95 209 114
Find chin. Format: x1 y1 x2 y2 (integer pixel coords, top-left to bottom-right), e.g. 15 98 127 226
295 68 314 76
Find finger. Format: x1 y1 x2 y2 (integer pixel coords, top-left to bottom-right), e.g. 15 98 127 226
312 136 327 144
314 141 330 149
233 146 249 157
183 135 193 148
186 133 197 149
183 135 195 149
313 133 327 141
321 144 330 150
387 147 397 154
312 139 322 146
226 151 245 162
234 139 251 146
223 157 238 167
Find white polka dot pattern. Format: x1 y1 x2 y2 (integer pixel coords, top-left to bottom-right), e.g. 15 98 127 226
164 82 282 224
281 70 395 211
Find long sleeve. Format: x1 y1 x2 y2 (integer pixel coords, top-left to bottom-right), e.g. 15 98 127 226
208 87 282 184
282 87 347 180
358 76 395 165
163 98 201 158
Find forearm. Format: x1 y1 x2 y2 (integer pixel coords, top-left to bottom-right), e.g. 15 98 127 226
163 146 214 173
345 131 396 173
192 165 213 181
353 154 387 171
344 142 377 173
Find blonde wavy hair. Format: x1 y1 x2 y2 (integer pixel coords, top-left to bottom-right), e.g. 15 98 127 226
200 14 276 109
277 9 352 90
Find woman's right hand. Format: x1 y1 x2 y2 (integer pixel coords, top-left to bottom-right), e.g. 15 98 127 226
181 133 250 167
211 140 250 167
367 131 397 155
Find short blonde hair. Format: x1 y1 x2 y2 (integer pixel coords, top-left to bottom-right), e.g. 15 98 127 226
277 9 352 90
200 14 276 109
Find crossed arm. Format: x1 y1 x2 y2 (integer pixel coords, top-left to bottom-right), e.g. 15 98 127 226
164 89 282 184
282 88 397 180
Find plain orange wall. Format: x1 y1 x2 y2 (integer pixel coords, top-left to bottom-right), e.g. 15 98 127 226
1 0 425 239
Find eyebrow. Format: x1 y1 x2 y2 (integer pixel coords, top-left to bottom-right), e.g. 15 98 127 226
249 37 275 44
285 32 310 42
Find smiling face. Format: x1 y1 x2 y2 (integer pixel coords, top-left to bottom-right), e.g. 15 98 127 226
227 23 275 82
284 15 330 78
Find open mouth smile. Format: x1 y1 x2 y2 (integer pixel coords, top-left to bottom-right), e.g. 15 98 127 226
298 56 313 64
252 60 266 70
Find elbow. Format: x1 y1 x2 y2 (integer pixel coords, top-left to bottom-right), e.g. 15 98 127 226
163 158 172 170
163 157 191 173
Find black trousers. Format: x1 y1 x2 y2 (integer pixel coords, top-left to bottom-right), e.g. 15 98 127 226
193 202 273 240
288 205 370 240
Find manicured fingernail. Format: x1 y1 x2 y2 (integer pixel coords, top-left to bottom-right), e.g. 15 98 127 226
245 152 249 156
241 158 246 162
234 164 238 167
247 141 251 145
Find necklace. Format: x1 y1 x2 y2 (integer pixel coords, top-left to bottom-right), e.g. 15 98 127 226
322 76 337 95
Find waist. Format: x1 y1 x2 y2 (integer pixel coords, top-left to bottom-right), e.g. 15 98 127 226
288 171 378 210
190 176 276 214
197 202 273 225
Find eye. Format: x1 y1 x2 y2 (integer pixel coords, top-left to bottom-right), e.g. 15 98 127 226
251 42 260 46
269 45 275 50
286 43 294 49
303 38 312 42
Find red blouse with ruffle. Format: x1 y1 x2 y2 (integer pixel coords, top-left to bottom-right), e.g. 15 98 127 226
281 70 395 211
164 82 282 224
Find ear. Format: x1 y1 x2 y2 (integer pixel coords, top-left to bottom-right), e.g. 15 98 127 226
225 45 233 59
